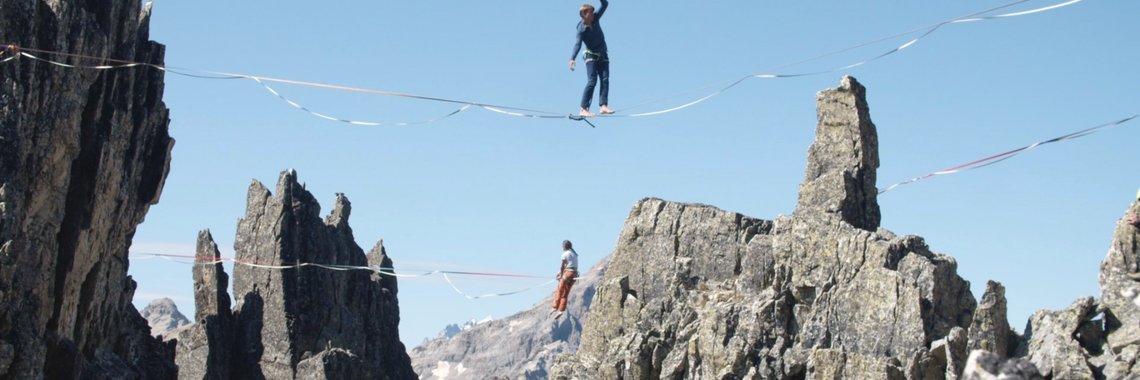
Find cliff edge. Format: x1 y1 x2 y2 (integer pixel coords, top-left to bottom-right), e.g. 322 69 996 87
0 0 175 378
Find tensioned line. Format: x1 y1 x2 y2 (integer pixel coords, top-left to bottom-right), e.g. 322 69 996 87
3 0 1120 194
878 113 1138 194
134 251 563 300
613 0 1081 117
0 0 1082 126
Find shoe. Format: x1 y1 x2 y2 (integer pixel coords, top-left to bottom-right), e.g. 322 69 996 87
579 108 595 117
554 311 563 319
1127 271 1140 281
599 106 615 115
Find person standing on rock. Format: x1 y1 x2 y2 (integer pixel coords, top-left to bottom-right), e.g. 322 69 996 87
569 0 614 118
552 240 579 318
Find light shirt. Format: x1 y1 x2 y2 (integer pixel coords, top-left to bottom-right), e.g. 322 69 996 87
561 248 579 270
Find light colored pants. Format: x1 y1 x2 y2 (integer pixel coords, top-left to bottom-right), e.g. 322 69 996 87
553 269 577 312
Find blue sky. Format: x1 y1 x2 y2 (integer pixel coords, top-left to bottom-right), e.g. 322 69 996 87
130 1 1139 346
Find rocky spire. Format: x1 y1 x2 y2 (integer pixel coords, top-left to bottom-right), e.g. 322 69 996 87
175 170 416 379
552 77 976 379
175 230 235 379
967 281 1013 358
1099 198 1140 352
796 75 881 231
0 0 175 378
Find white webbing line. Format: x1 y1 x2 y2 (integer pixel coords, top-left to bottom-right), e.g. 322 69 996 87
441 272 559 300
952 0 1082 22
1 0 1085 125
251 77 474 126
613 0 1083 118
132 252 559 298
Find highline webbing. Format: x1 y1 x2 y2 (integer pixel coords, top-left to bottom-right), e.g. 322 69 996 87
134 252 566 300
879 114 1138 194
0 0 1084 126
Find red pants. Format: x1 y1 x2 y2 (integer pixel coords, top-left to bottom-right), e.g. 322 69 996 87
552 270 577 312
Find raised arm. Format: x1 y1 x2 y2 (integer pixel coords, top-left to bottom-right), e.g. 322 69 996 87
596 0 608 19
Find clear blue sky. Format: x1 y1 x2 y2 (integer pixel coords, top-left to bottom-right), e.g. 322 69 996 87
130 0 1139 346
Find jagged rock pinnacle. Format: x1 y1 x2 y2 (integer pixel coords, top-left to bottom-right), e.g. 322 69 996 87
177 170 416 379
796 75 881 231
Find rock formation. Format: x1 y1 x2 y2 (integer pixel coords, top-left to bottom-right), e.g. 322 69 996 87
141 298 191 339
175 171 417 379
174 230 234 380
967 281 1013 359
1092 197 1140 377
0 2 1134 374
971 198 1140 380
410 257 607 379
0 0 175 378
960 350 1043 380
552 76 980 379
549 76 1140 379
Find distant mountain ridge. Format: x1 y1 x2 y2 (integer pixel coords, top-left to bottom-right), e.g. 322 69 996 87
410 258 607 379
432 316 494 342
140 298 191 339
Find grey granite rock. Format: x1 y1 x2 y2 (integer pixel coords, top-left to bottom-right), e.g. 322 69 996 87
1018 297 1097 380
545 77 1140 380
552 76 975 379
968 281 1012 358
174 230 234 380
1100 199 1140 352
961 350 1044 380
175 171 416 379
0 0 175 378
796 75 880 231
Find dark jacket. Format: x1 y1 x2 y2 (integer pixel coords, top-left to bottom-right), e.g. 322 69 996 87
570 0 609 61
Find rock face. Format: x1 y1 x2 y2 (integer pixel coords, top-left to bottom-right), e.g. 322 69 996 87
410 257 607 380
552 76 978 379
1095 198 1140 377
0 0 175 378
999 198 1140 380
140 298 191 338
1017 297 1097 379
960 350 1043 380
174 230 234 380
797 76 880 231
548 76 1140 379
967 281 1013 358
174 171 417 379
